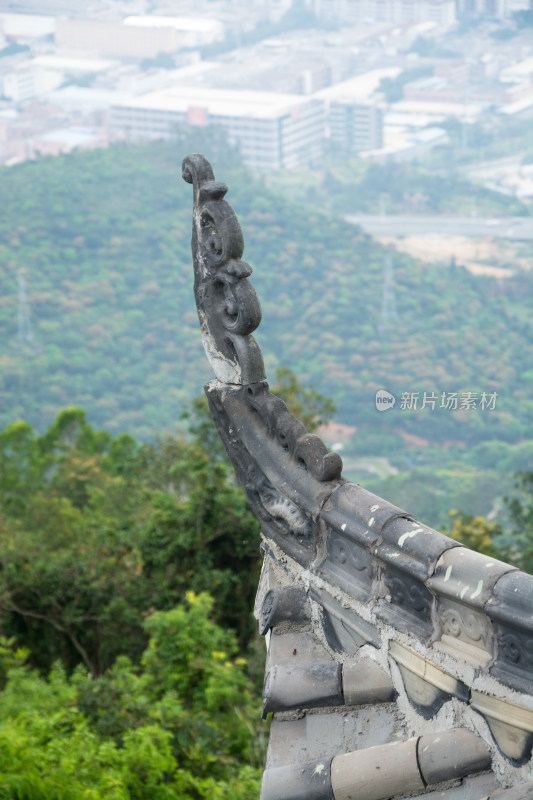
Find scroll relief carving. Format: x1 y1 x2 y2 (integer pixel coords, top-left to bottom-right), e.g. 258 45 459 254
439 605 489 646
497 631 533 669
386 574 432 616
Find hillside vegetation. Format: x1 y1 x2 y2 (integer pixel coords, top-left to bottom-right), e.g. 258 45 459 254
0 409 265 797
1 140 532 523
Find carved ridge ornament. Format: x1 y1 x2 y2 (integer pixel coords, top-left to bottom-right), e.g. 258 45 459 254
182 153 265 385
183 153 343 483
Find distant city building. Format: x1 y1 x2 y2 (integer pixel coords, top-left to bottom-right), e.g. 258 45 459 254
403 75 456 102
434 60 471 84
2 65 40 103
0 0 86 16
0 12 55 39
11 55 116 97
31 126 104 157
329 100 383 154
456 0 528 16
123 16 224 48
55 17 224 60
110 87 325 170
309 0 456 26
425 0 458 24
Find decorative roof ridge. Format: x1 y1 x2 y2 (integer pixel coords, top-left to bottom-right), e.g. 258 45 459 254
183 153 533 798
183 152 342 483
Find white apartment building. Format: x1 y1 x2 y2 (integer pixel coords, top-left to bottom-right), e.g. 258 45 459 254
2 65 43 103
110 87 325 170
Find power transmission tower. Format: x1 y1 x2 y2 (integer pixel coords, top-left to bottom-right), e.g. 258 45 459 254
379 254 397 333
18 274 34 346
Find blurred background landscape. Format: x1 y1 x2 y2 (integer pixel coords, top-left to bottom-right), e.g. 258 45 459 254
2 0 533 527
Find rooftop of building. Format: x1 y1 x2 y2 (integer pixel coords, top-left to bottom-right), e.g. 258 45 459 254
183 152 533 800
392 98 486 119
113 84 320 120
46 86 133 112
36 125 98 145
123 15 224 34
314 67 401 103
31 54 116 72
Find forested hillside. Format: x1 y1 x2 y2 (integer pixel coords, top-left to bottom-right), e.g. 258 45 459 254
267 158 530 217
1 139 533 528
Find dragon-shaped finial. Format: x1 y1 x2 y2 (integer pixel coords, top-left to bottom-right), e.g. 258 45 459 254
182 153 265 384
183 154 343 486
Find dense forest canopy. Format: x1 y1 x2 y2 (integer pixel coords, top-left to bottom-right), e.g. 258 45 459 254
1 141 531 436
1 138 532 526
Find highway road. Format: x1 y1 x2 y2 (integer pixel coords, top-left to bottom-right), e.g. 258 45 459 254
345 214 533 240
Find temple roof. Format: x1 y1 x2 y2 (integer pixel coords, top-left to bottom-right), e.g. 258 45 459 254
183 153 533 800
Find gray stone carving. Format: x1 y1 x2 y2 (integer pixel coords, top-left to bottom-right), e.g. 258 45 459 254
486 571 533 693
182 153 265 385
184 154 533 799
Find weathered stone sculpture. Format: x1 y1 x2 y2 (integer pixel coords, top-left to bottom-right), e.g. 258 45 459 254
184 154 533 800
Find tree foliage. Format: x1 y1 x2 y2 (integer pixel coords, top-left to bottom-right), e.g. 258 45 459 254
443 475 533 575
504 471 533 574
0 405 269 792
271 366 336 432
0 409 261 675
0 595 263 798
378 66 433 102
445 509 503 559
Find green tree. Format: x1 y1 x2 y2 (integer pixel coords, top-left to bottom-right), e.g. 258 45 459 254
445 510 503 559
271 366 336 432
443 474 533 576
0 410 261 674
378 66 433 102
0 595 264 798
504 471 533 574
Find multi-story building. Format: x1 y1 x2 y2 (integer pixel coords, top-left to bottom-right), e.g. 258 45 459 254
2 65 40 103
0 12 56 38
309 0 456 26
456 0 529 16
425 0 458 24
110 86 325 170
329 100 383 154
403 76 456 103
